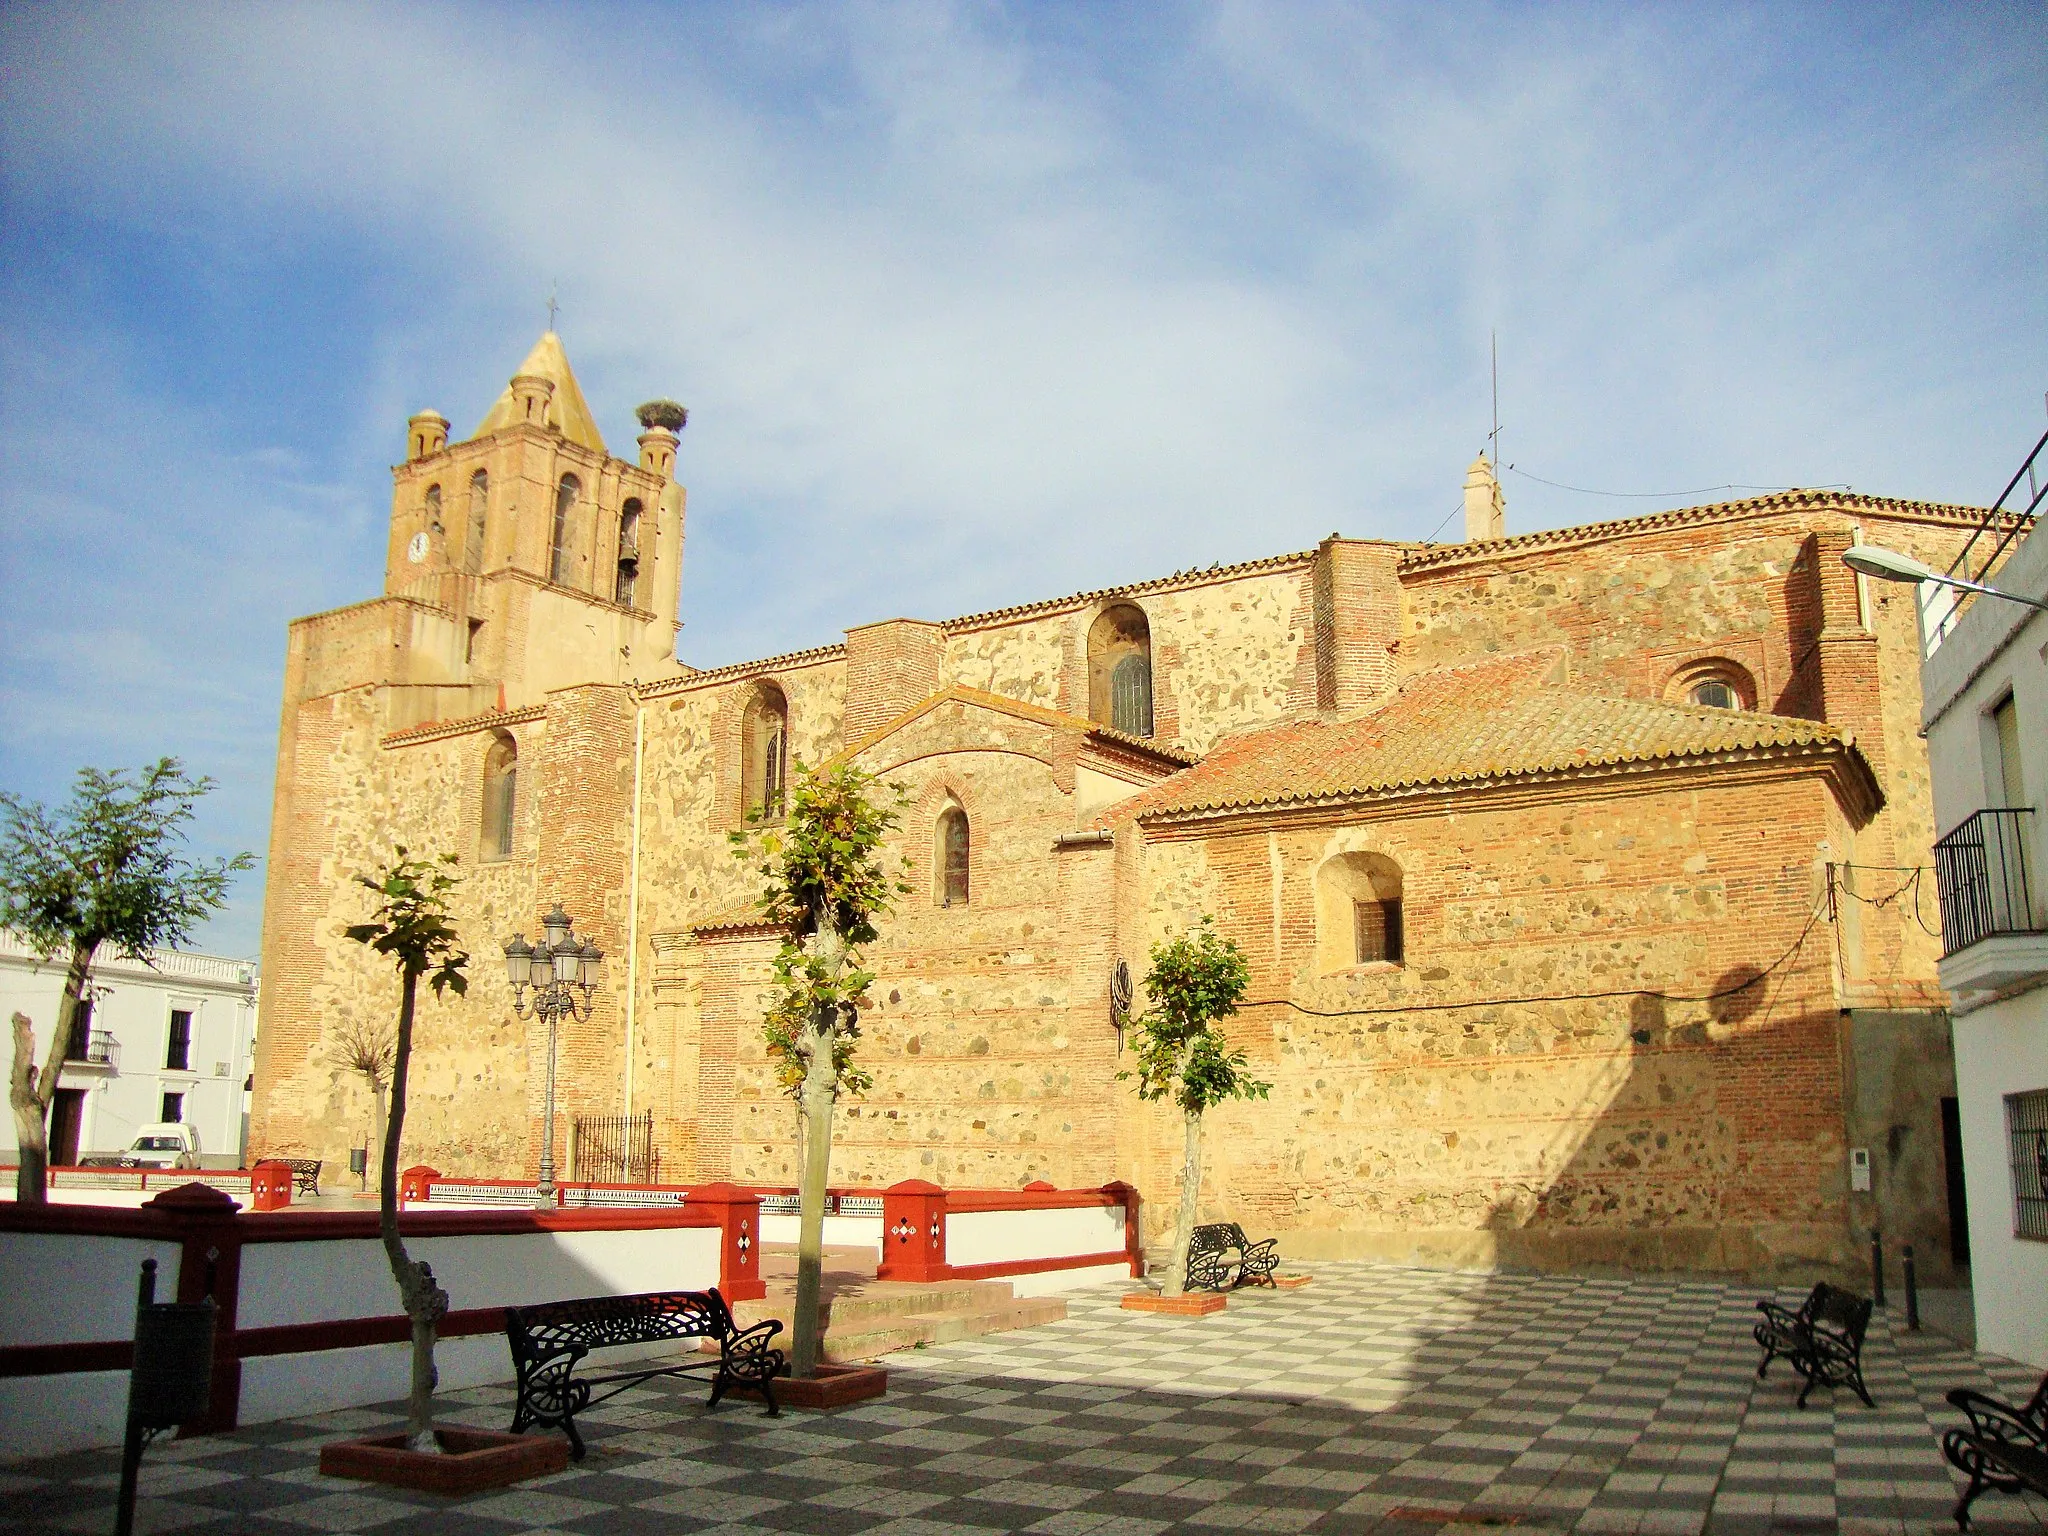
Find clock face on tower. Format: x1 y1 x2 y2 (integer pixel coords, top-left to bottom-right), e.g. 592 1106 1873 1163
407 531 429 564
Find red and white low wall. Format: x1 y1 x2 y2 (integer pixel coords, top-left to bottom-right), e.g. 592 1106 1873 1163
0 1181 765 1461
878 1180 1142 1296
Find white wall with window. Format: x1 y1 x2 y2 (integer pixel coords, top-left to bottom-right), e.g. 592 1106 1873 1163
0 933 258 1170
1918 516 2047 1367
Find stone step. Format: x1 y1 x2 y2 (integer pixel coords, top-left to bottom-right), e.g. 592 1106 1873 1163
819 1295 1068 1363
734 1277 1019 1333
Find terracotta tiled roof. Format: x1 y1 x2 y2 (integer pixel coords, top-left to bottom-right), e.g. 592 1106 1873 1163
831 685 1198 770
689 908 781 936
1121 652 1872 823
1396 489 2016 574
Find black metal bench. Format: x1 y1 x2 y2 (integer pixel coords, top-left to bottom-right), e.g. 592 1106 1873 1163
1186 1222 1280 1292
1943 1372 2048 1529
1753 1282 1874 1408
504 1288 784 1459
281 1158 322 1196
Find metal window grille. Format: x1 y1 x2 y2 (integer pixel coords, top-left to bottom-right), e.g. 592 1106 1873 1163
1110 652 1153 737
2009 1089 2048 1241
571 1111 659 1185
1933 808 2043 953
1354 898 1404 965
940 808 970 907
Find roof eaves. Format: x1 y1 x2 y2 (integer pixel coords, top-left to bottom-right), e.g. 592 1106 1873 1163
1395 490 2015 575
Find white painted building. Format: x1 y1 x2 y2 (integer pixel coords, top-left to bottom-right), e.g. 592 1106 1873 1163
1919 509 2048 1368
0 934 258 1168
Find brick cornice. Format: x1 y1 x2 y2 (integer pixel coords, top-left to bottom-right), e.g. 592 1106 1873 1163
382 704 544 748
1395 490 2024 576
1135 737 1881 838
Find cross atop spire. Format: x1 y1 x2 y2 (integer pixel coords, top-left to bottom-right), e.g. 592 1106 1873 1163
546 282 559 334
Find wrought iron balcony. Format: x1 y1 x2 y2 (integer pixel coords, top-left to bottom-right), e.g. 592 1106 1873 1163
62 1028 118 1067
1934 807 2045 956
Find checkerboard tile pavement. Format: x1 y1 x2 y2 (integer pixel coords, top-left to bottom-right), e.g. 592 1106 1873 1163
4 1263 2042 1535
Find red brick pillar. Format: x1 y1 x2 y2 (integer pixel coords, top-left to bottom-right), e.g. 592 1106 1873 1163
1103 1180 1143 1276
878 1179 949 1282
145 1181 244 1434
399 1165 439 1208
688 1182 767 1301
249 1160 292 1211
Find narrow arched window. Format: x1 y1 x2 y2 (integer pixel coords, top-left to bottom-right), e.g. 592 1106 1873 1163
938 806 970 908
482 732 517 861
742 682 789 820
550 474 580 585
424 483 442 533
615 498 641 607
464 470 488 575
1087 603 1153 737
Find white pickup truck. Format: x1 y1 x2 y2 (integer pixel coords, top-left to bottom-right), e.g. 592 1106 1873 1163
123 1122 202 1169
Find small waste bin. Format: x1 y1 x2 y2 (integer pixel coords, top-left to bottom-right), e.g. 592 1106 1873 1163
117 1259 216 1536
349 1146 368 1190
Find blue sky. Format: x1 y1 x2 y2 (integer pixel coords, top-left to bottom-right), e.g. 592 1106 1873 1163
1 2 2042 960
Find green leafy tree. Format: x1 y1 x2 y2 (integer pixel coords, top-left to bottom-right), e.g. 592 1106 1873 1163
0 760 252 1204
732 762 905 1376
1120 918 1268 1296
344 850 469 1452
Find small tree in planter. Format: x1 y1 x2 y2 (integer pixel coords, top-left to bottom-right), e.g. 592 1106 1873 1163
344 849 468 1452
1120 918 1267 1297
733 762 905 1378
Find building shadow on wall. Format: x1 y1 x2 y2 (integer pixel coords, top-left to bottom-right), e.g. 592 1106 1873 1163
1476 961 1845 1285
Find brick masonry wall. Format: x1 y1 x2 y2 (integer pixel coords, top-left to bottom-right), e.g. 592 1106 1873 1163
1123 765 1860 1273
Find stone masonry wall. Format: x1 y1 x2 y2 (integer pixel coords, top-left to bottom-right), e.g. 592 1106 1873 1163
1122 765 1861 1274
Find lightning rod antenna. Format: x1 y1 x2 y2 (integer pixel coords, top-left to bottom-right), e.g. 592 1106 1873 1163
1490 330 1500 468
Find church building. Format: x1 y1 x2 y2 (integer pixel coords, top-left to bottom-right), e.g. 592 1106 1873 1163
251 331 2009 1278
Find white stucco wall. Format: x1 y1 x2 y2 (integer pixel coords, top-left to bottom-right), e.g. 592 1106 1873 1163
1919 517 2047 1368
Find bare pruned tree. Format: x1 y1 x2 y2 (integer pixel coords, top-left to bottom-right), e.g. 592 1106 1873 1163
329 1015 395 1193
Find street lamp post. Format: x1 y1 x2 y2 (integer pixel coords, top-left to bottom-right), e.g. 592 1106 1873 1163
503 903 604 1201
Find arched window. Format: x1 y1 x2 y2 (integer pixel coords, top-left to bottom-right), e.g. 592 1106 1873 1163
1315 851 1404 974
464 470 488 575
742 682 788 820
1666 658 1756 712
614 498 641 608
482 732 517 861
424 483 442 533
549 474 580 585
1087 603 1153 737
937 804 970 908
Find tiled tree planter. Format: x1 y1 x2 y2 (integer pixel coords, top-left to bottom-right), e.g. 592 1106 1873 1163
779 1362 889 1409
1121 1290 1227 1316
320 1428 568 1494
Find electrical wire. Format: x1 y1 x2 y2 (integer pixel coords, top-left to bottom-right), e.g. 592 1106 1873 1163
1421 501 1464 544
1253 899 1828 1019
1503 464 1850 501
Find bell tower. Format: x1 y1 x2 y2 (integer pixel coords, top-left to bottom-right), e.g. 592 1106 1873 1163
378 331 688 721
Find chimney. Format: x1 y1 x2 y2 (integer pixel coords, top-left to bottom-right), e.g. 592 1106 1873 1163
406 410 449 462
1463 455 1505 543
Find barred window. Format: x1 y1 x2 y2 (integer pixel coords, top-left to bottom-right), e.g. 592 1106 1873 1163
937 805 970 908
2009 1089 2048 1241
